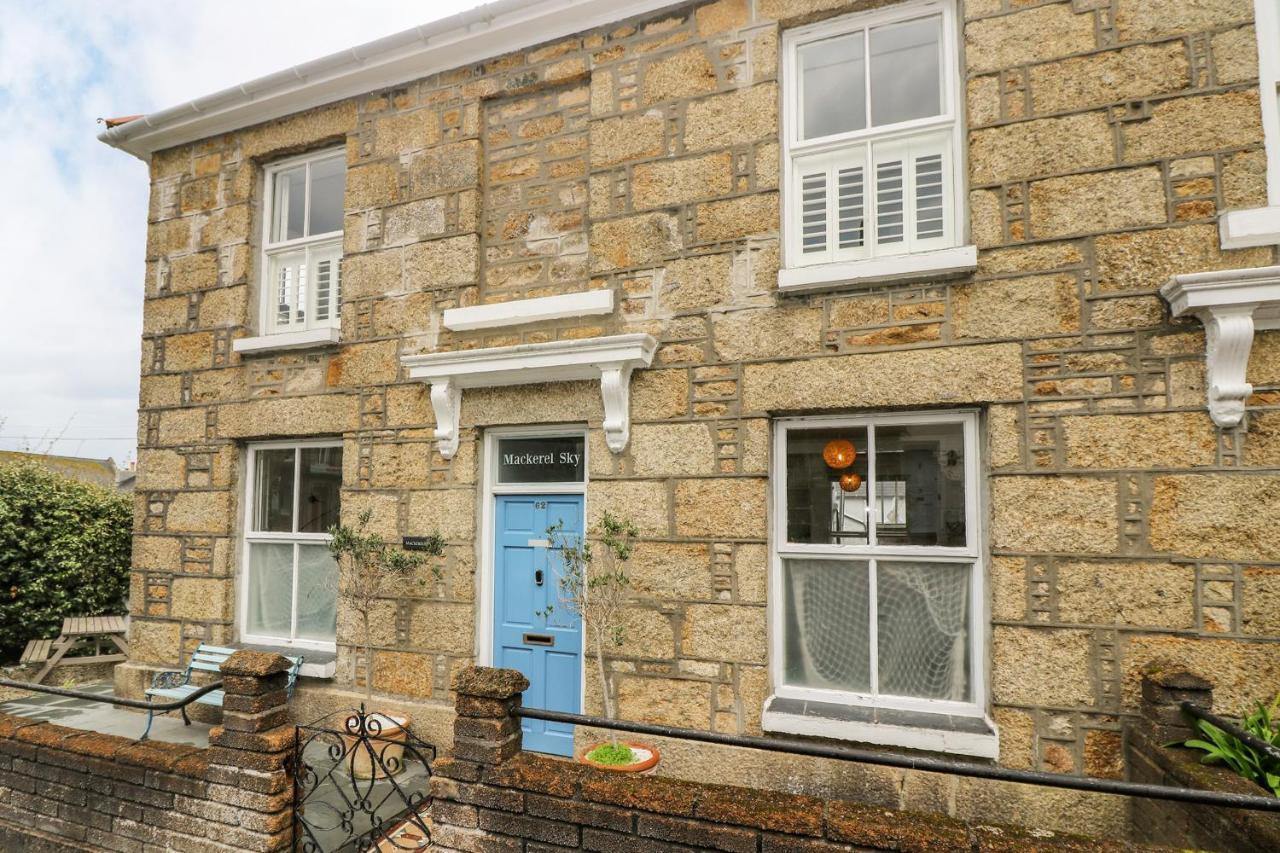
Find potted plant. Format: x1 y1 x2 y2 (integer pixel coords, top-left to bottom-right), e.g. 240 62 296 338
545 511 659 772
328 509 444 779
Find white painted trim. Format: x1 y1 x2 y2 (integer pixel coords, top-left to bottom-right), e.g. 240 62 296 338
1219 206 1280 249
443 290 615 332
477 425 589 664
401 334 656 459
1254 0 1280 204
239 440 343 652
778 244 977 292
232 327 341 354
259 148 345 336
1161 265 1280 427
766 411 987 726
98 0 683 160
476 426 588 720
780 0 967 272
761 705 999 760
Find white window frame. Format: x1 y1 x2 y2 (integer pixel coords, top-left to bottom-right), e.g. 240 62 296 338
779 0 973 291
1220 0 1280 247
258 148 346 336
239 439 343 652
1258 0 1280 206
768 410 986 719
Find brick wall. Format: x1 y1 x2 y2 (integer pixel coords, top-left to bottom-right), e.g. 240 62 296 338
0 651 295 852
1124 660 1280 853
430 666 1160 851
118 0 1280 836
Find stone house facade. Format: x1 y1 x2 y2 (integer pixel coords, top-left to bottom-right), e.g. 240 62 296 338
100 0 1280 835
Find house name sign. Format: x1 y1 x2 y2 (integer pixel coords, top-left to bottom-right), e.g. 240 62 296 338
497 435 585 484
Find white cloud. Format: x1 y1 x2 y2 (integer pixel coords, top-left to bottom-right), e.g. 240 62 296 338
0 0 480 463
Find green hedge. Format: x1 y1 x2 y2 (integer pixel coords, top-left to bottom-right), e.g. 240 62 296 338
0 460 131 662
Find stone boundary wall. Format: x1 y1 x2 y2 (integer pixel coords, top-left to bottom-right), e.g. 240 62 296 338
0 651 295 852
429 666 1161 851
1124 660 1280 853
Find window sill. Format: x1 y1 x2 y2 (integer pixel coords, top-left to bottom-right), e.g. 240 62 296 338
777 245 978 293
238 642 336 679
1219 206 1280 249
232 327 341 355
761 696 998 759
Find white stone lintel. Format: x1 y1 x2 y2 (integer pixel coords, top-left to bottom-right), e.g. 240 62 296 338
1219 206 1280 249
401 334 657 459
1161 265 1280 428
442 290 614 332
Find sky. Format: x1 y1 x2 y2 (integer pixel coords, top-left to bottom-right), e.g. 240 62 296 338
0 0 481 465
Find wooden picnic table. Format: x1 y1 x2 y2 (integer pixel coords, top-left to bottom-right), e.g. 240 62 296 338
20 615 129 684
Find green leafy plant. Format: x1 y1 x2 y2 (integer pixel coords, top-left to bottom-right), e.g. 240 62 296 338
0 460 130 662
328 510 444 702
1182 696 1280 797
586 742 635 766
544 511 638 755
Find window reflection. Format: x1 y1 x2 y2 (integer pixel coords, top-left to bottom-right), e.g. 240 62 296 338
785 421 965 547
874 422 965 546
786 427 869 545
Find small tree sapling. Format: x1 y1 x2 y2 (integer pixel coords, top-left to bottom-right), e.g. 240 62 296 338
544 511 638 759
328 510 444 703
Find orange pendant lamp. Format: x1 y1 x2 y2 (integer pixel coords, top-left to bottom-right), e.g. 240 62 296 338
822 438 856 469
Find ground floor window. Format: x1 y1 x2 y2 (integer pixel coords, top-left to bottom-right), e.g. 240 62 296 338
241 440 342 648
773 411 983 714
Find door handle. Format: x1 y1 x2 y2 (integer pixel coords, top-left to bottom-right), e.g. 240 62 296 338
535 569 544 587
523 633 555 647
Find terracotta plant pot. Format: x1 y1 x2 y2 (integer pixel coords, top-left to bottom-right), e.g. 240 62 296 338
344 712 411 780
579 741 661 772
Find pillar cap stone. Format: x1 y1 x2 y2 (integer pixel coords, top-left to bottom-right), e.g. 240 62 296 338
452 666 530 700
222 650 294 678
1142 658 1213 691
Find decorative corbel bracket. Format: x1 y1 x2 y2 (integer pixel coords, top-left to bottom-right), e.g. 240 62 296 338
599 363 635 453
429 378 462 460
401 334 657 460
1161 266 1280 428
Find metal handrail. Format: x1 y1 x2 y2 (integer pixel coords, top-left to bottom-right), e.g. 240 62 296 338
1181 701 1280 764
0 678 224 711
517 706 1280 812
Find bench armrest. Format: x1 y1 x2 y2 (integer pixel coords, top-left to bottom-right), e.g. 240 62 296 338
149 670 189 690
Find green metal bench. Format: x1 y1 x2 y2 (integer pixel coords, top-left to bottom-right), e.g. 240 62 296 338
143 644 303 740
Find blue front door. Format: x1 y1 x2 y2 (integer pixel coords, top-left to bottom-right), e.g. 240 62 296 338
493 494 583 756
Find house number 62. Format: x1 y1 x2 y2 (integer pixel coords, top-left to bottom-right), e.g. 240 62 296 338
534 501 547 509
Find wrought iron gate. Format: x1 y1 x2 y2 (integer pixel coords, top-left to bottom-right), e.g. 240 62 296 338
290 707 435 852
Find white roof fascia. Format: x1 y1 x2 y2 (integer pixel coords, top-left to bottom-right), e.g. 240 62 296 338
98 0 679 161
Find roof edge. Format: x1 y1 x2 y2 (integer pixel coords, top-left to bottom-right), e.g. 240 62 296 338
98 0 680 161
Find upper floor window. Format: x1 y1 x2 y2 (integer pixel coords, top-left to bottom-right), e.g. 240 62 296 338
261 150 345 335
780 1 968 288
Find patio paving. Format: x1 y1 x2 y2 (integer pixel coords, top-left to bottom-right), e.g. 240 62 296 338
0 681 211 747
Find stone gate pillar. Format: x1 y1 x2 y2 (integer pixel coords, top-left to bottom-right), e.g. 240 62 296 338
205 650 298 851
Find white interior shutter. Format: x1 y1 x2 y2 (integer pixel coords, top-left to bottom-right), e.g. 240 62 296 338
871 141 908 254
312 244 343 324
836 161 866 252
870 132 951 255
799 165 830 260
908 131 951 250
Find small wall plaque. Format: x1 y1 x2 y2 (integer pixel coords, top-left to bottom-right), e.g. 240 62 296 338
402 536 438 552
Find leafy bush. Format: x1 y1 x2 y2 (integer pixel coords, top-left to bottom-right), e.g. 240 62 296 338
0 460 131 662
1183 696 1280 797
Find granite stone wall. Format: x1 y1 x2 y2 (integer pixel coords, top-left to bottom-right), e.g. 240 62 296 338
121 0 1280 836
